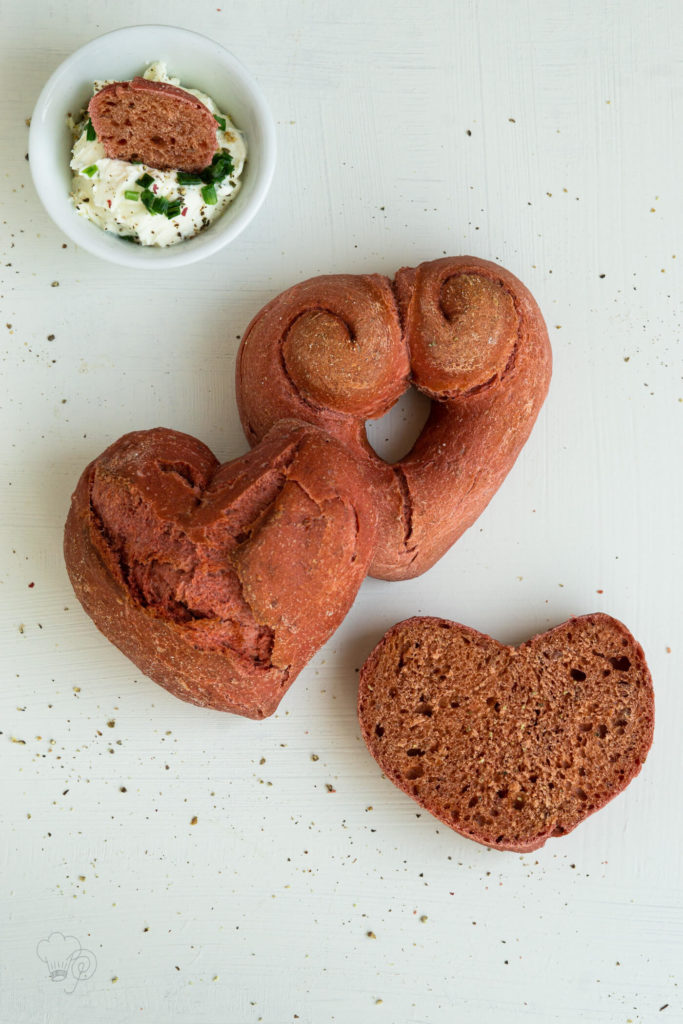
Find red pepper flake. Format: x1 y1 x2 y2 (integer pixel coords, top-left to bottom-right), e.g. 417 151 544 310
107 199 111 208
596 589 604 594
28 581 35 588
181 207 188 216
152 183 159 194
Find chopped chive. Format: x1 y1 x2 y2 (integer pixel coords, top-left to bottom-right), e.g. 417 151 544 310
214 115 227 131
200 150 234 184
201 184 217 205
82 164 99 177
140 189 157 213
124 190 140 201
165 201 182 219
177 171 203 186
151 194 169 214
135 173 155 189
85 118 96 141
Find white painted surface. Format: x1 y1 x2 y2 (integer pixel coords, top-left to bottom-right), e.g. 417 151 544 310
1 1 681 1022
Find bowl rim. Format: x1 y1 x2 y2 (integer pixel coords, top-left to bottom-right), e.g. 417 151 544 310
28 24 277 269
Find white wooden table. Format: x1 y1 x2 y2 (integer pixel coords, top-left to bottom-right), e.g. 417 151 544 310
1 2 681 1021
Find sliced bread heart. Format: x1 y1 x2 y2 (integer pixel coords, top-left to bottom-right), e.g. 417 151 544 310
358 614 654 851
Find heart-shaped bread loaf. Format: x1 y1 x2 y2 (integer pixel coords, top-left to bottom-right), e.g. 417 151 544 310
358 615 654 850
65 420 376 718
236 256 552 581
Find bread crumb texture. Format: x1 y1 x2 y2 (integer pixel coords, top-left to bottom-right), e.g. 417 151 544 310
358 614 654 851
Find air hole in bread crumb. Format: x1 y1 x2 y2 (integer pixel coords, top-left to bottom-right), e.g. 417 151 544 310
375 724 384 737
405 765 424 781
596 724 608 738
610 655 631 671
468 796 479 808
406 747 424 757
570 668 586 681
513 795 525 810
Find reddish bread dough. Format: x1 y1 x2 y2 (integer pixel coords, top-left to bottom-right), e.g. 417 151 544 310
64 421 376 718
358 614 654 851
88 77 218 172
236 256 552 581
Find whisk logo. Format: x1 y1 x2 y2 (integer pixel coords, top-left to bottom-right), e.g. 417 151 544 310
36 932 97 995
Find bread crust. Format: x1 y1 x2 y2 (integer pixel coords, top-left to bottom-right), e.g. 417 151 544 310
358 614 654 851
64 421 376 718
236 257 552 580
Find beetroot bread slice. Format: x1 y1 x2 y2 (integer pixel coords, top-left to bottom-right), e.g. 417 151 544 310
358 615 654 851
88 77 218 172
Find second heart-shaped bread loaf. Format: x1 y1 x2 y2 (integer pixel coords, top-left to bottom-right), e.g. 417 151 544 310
237 256 552 581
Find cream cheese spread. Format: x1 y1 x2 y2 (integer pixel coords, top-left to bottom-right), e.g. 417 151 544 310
69 62 247 247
